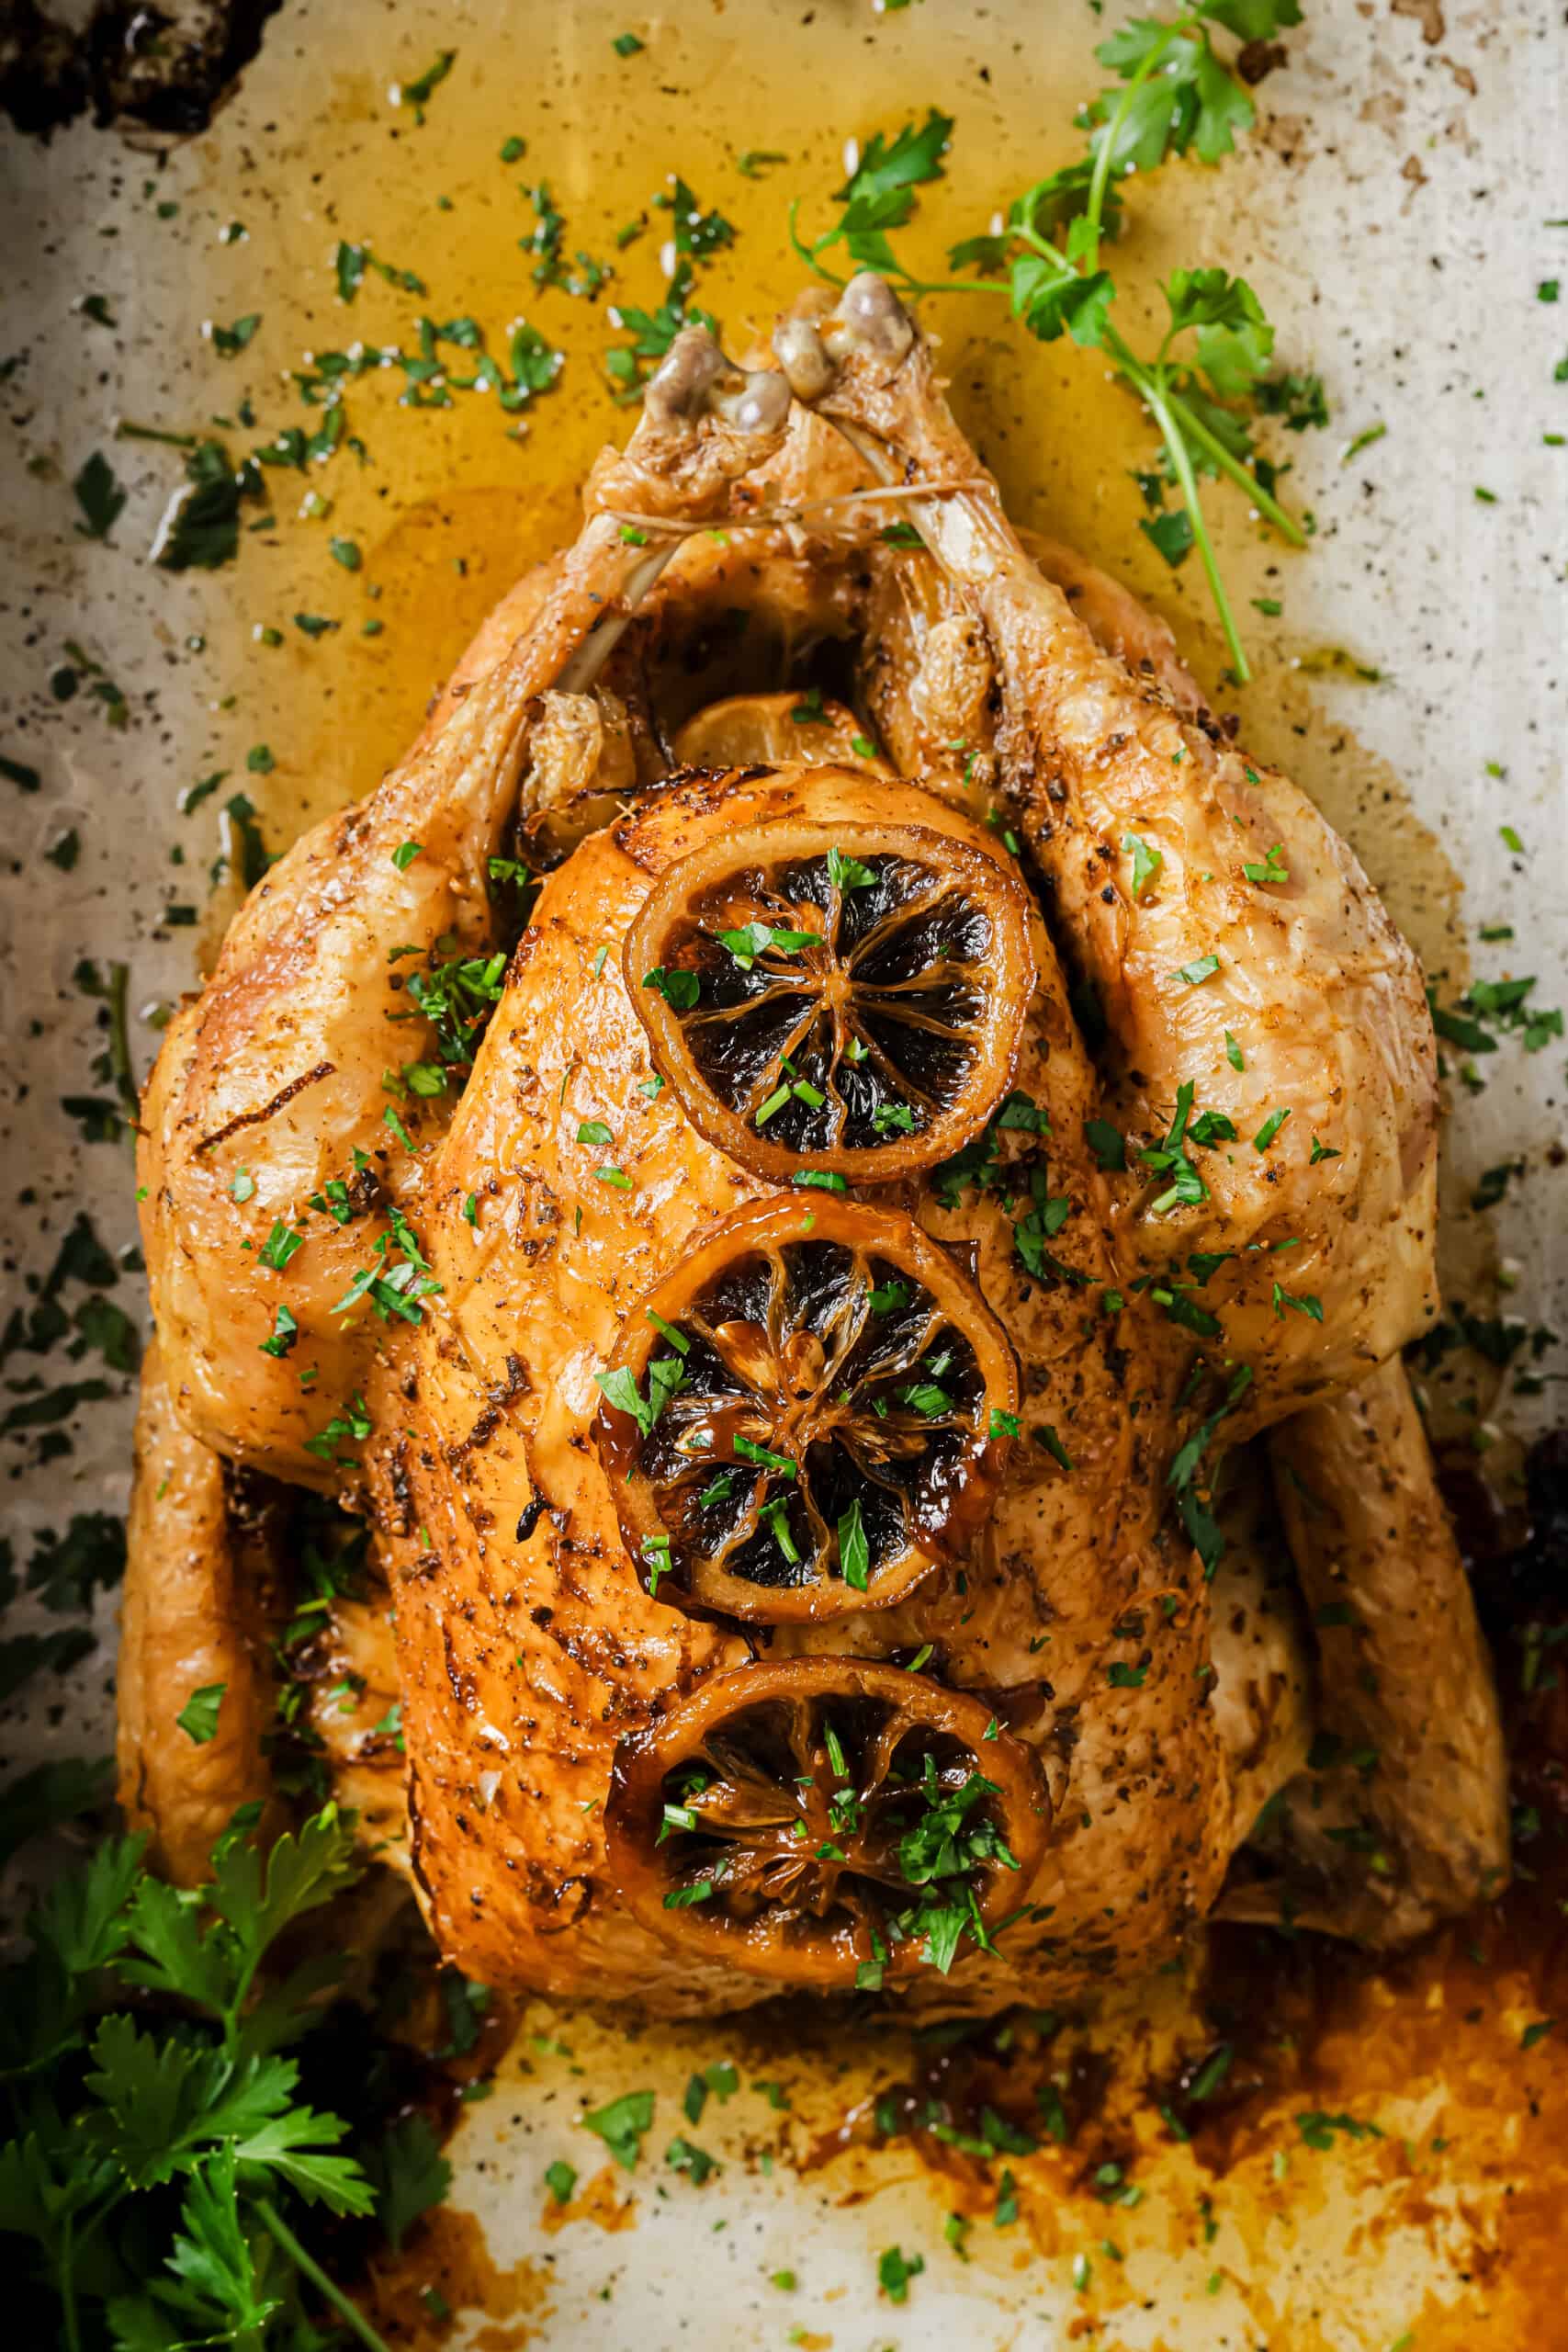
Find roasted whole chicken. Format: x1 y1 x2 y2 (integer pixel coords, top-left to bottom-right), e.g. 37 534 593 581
122 276 1507 2018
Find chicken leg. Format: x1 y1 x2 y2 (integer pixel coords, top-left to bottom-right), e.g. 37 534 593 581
774 275 1440 1419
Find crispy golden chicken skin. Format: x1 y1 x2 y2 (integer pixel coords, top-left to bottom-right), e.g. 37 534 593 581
124 291 1505 2014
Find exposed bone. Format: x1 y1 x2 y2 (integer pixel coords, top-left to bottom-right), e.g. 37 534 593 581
557 332 792 697
773 271 915 397
644 323 792 434
773 316 838 404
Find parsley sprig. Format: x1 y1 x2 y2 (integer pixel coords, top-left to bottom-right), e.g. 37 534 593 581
1 1803 446 2352
790 4 1312 681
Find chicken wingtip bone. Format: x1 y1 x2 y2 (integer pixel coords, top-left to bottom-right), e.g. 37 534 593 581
643 323 792 435
772 270 916 403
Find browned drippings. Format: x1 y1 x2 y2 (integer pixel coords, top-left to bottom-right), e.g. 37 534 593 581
357 2201 554 2348
539 2160 639 2236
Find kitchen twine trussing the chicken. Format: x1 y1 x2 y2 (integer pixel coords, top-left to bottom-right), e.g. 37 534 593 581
601 478 986 543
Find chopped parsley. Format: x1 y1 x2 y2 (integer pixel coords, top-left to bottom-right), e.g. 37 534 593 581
581 2088 655 2170
1174 953 1221 988
595 1355 685 1438
72 451 126 540
259 1220 305 1272
1123 833 1163 899
175 1681 226 1744
878 2245 925 2304
839 1498 870 1591
643 965 701 1009
1242 842 1289 885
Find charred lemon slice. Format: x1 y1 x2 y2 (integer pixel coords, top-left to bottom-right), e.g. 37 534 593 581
624 803 1034 1186
671 690 891 773
592 1196 1019 1623
605 1657 1050 1988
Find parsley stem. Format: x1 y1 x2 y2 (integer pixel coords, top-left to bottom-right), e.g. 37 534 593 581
886 272 1026 299
1152 371 1309 547
1142 373 1249 682
795 173 1306 682
789 198 845 285
795 210 1001 301
1081 17 1188 268
255 2197 396 2352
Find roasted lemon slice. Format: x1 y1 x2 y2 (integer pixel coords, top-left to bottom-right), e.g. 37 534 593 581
605 1657 1050 1988
671 689 892 772
592 1196 1019 1623
624 794 1034 1188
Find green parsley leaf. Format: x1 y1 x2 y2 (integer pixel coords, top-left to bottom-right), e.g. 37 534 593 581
581 2088 654 2170
734 1435 796 1478
258 1302 299 1359
878 2243 926 2304
258 1221 304 1272
1174 953 1220 987
366 2114 452 2250
1140 506 1197 567
210 312 262 358
1085 1117 1126 1171
839 1498 870 1591
1035 1423 1074 1472
399 50 457 110
73 451 127 541
827 843 877 890
643 965 701 1009
815 110 953 275
176 1682 226 1744
1124 833 1163 899
594 1356 685 1438
665 2134 717 2183
1242 842 1289 885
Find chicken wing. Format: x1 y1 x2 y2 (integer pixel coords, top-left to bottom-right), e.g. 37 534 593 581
1221 1356 1507 1941
116 1342 282 1882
